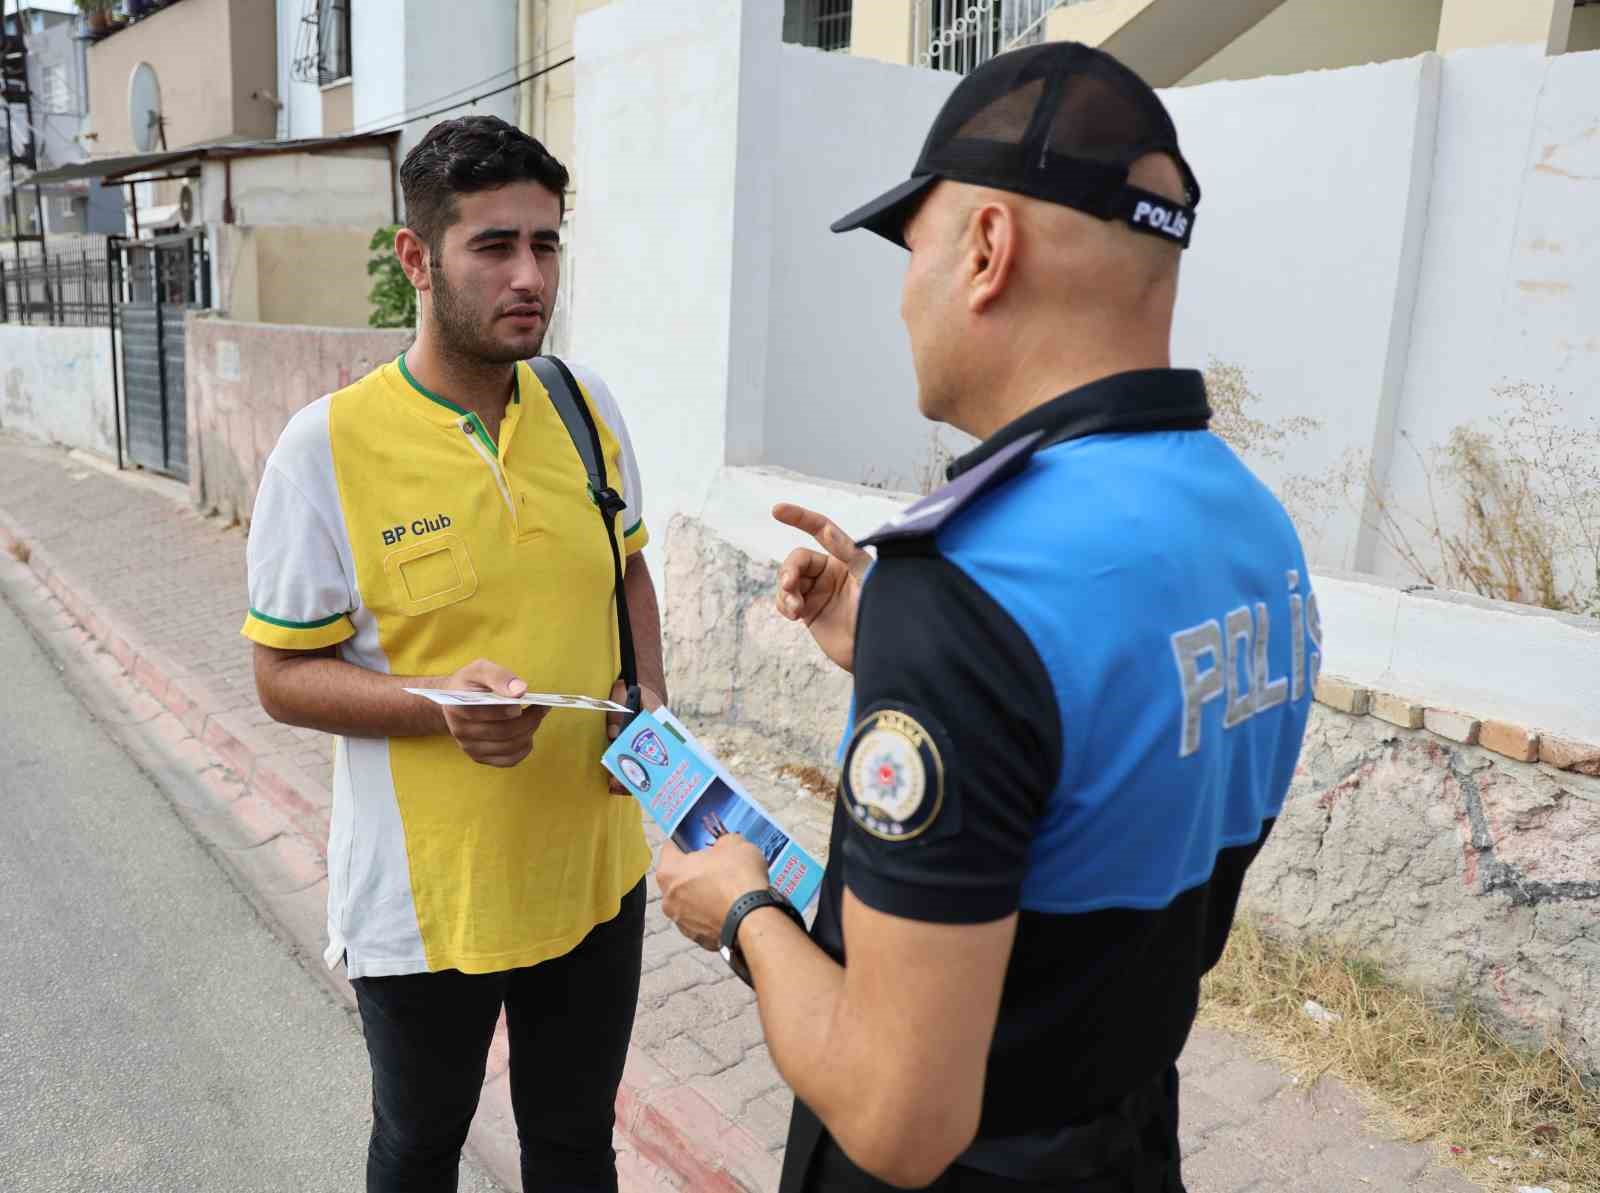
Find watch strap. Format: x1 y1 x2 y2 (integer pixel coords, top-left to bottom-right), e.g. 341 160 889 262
721 888 792 951
720 888 805 986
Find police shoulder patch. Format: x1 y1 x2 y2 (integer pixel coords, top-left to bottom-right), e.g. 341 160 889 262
857 430 1043 549
843 707 946 841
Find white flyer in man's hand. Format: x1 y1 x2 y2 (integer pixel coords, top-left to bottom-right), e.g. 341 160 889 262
404 688 631 713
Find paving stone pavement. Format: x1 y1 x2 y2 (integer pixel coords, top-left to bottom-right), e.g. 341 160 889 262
0 435 1486 1193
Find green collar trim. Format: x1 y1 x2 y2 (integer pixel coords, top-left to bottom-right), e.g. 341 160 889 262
396 353 501 458
396 352 469 417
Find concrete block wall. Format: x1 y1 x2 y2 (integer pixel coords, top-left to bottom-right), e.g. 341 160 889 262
662 503 1600 1077
0 324 119 460
1256 683 1599 1076
664 513 853 763
184 316 413 525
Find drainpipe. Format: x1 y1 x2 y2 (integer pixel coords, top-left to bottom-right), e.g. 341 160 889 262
516 0 537 134
386 139 398 224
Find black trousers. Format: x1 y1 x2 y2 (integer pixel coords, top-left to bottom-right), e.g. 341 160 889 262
350 880 645 1193
781 1064 1186 1193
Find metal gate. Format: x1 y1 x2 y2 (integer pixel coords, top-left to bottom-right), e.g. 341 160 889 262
113 231 210 480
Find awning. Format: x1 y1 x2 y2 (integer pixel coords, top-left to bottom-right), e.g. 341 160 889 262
25 150 183 185
24 130 401 187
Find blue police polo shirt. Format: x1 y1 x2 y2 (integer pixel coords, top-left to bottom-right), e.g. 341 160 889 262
784 369 1317 1191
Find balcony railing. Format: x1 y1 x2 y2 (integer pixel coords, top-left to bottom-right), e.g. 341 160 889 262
913 0 1073 74
79 0 191 44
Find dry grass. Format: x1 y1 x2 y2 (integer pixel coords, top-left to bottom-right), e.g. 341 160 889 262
5 538 29 564
1205 358 1321 462
777 762 838 802
1348 385 1600 617
1200 917 1600 1193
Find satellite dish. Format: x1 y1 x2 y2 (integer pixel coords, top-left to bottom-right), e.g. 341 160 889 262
178 184 194 225
129 62 164 153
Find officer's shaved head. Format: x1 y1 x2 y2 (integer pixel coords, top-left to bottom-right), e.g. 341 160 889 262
1051 152 1186 284
947 153 1183 304
899 153 1186 438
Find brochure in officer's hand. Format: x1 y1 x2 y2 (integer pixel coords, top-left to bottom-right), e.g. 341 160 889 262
603 708 823 912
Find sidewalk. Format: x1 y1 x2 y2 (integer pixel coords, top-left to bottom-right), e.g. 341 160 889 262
0 434 1483 1193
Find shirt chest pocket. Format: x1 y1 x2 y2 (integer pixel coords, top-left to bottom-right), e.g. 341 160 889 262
382 533 478 616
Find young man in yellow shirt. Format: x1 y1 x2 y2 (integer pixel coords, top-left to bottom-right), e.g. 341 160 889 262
244 116 663 1193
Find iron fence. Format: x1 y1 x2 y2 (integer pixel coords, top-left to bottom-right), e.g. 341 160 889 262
0 236 115 327
114 233 212 310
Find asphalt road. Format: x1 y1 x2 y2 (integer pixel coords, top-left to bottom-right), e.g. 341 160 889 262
0 589 503 1193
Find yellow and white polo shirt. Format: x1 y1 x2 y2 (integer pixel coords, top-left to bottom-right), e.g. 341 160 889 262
242 355 652 979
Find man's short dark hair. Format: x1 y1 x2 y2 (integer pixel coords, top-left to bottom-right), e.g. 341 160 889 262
400 115 571 255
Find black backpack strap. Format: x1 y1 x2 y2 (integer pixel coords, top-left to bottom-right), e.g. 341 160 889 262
529 356 639 711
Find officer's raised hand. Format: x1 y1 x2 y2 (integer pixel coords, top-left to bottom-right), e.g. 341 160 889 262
772 503 871 673
438 659 549 768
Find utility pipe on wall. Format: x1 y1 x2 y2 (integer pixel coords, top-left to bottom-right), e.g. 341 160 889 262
516 0 538 134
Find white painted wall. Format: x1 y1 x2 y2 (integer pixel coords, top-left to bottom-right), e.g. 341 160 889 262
774 39 1600 586
1311 570 1600 742
275 0 324 141
1383 45 1600 593
0 326 118 460
348 0 517 164
754 48 1456 562
1161 56 1441 573
575 6 1600 638
2 0 76 15
761 44 971 493
400 0 518 157
350 0 406 138
700 464 914 569
571 0 779 591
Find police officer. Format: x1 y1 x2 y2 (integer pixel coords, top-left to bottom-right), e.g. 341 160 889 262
656 41 1317 1193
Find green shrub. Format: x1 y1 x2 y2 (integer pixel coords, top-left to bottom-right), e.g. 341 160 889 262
366 226 416 330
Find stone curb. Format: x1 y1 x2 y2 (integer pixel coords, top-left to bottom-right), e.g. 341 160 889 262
1312 675 1598 773
0 505 768 1193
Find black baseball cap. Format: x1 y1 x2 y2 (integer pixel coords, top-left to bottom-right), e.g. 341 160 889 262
832 41 1200 250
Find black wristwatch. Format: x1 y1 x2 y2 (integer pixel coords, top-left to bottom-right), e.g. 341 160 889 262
720 887 805 987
